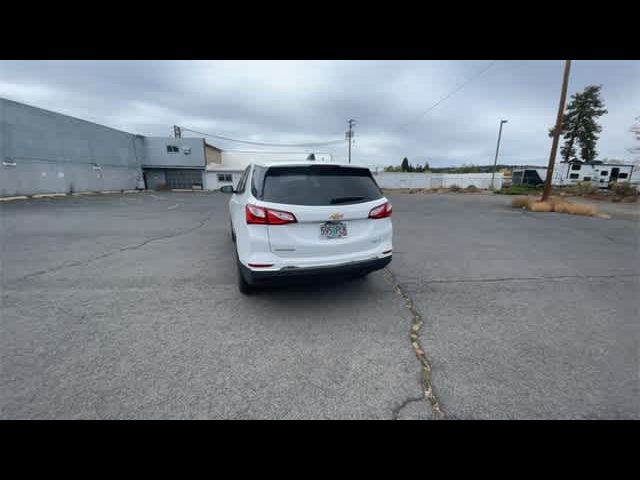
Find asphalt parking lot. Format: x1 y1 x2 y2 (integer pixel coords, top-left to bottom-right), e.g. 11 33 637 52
1 191 638 419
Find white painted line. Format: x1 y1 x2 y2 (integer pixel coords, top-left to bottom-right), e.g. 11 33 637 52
0 196 28 202
167 204 180 210
32 193 67 198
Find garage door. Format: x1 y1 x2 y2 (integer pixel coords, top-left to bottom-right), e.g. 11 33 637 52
165 169 203 189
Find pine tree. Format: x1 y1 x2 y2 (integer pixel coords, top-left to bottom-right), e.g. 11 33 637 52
552 85 608 163
401 157 409 171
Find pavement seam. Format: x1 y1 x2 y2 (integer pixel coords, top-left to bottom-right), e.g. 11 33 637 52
404 272 639 286
384 267 446 420
10 213 215 283
391 396 424 420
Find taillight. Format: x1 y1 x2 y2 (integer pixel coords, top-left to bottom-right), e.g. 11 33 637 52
246 204 297 225
266 209 297 225
369 201 392 219
246 204 268 224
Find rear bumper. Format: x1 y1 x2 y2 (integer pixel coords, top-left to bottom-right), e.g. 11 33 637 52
240 255 392 285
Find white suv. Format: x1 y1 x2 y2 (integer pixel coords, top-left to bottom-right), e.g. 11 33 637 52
221 161 393 293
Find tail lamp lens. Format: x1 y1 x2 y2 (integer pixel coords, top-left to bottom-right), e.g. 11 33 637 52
246 204 297 225
368 201 392 219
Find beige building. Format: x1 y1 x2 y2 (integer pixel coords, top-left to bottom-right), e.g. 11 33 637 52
205 143 222 166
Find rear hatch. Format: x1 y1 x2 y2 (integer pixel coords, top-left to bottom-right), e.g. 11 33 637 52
252 164 388 259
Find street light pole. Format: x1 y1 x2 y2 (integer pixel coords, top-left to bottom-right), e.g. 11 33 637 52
346 119 356 164
491 119 508 190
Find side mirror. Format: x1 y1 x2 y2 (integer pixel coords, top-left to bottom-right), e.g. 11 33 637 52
220 185 235 194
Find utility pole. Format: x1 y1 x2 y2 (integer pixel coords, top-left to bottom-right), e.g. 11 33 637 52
542 60 572 202
491 119 508 190
173 125 182 138
346 119 356 164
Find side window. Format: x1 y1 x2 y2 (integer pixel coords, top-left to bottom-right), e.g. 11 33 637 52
571 164 581 171
583 176 592 182
618 173 628 179
600 171 608 176
569 173 579 179
251 165 267 199
236 166 251 193
167 145 179 153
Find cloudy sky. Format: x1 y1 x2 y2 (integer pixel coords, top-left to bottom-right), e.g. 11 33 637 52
0 60 637 167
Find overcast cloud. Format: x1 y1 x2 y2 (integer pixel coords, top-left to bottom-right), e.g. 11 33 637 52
0 60 637 167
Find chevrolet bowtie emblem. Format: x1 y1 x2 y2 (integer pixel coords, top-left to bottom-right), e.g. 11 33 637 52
329 212 344 220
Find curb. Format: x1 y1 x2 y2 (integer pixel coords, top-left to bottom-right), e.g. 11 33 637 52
0 196 28 202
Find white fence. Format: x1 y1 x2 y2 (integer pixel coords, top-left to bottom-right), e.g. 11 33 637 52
372 172 503 190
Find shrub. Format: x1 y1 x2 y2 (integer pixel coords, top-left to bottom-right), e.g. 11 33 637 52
574 181 598 195
449 184 461 192
610 182 637 197
511 196 598 217
465 185 480 192
564 202 596 216
529 201 553 212
511 197 531 209
550 197 597 216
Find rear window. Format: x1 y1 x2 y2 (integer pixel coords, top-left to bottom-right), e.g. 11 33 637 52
252 165 383 206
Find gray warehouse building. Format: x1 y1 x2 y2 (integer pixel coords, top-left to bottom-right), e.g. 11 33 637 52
141 137 207 190
1 98 145 197
0 98 224 197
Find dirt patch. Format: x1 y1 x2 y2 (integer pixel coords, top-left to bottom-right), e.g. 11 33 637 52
512 196 599 217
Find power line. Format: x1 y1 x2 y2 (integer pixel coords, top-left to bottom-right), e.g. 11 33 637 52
180 61 496 152
177 126 344 148
398 61 497 131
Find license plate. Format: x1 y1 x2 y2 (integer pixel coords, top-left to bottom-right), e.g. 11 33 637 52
320 222 347 239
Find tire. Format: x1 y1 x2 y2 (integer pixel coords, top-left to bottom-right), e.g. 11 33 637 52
354 271 370 279
236 255 253 295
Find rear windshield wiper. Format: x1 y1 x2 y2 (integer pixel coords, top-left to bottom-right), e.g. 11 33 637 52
329 196 365 204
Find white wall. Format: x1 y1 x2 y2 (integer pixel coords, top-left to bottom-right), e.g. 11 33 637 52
205 170 243 190
372 172 503 190
204 168 504 191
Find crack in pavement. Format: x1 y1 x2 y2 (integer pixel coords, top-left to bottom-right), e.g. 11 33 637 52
402 272 639 286
384 267 446 420
391 396 424 420
9 213 215 283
